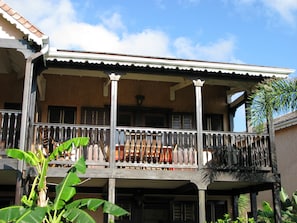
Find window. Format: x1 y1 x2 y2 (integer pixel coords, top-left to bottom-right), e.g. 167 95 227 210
117 106 169 127
81 107 109 125
0 198 13 208
172 114 194 129
203 114 224 131
206 200 227 222
145 114 166 128
118 112 132 126
115 200 131 222
48 106 76 124
172 201 196 223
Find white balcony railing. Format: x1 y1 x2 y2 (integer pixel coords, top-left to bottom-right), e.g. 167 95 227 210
32 123 271 171
33 123 110 168
115 127 198 169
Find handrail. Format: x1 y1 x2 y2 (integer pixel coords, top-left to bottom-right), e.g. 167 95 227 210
30 122 272 171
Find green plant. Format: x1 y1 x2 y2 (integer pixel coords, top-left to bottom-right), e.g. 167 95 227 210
238 194 250 219
257 187 297 223
215 213 255 223
257 201 274 223
248 78 297 129
0 137 129 223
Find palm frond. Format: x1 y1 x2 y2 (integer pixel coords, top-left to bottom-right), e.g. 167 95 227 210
248 78 297 129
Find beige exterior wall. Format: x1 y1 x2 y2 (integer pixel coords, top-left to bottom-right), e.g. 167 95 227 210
257 113 297 208
275 124 297 195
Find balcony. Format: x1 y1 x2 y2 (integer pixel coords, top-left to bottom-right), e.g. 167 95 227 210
31 122 271 172
0 109 21 157
0 109 271 172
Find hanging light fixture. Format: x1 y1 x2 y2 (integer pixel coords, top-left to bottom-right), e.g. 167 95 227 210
135 94 145 106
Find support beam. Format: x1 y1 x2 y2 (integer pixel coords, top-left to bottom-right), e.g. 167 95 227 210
198 189 206 223
103 79 111 97
0 39 35 58
170 80 192 101
267 115 282 223
108 178 116 223
37 74 46 101
16 52 43 204
193 79 204 169
232 194 239 220
229 93 246 110
250 192 258 221
109 73 121 169
272 182 282 223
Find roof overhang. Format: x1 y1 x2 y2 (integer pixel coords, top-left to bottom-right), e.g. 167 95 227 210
47 48 295 78
0 1 47 47
274 111 297 131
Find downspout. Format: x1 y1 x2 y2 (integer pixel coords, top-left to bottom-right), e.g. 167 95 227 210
15 37 49 205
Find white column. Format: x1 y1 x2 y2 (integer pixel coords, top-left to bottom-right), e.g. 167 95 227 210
193 79 205 169
108 178 116 223
198 189 206 223
16 53 42 204
109 73 121 169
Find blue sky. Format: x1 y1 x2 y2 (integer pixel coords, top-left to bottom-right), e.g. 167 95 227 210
5 0 297 131
5 0 297 74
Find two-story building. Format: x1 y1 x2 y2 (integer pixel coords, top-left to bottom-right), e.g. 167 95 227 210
0 1 295 222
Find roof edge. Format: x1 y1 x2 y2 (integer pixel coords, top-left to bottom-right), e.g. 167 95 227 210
274 111 297 131
0 0 47 46
47 48 295 78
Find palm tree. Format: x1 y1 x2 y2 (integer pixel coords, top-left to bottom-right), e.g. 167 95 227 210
247 77 297 223
248 77 297 130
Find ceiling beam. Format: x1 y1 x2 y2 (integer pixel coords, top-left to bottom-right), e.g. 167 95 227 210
170 80 193 101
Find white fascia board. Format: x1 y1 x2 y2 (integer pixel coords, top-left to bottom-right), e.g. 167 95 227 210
0 8 44 46
47 49 295 78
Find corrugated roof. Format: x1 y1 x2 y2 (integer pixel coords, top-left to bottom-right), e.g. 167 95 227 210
47 48 295 78
0 0 46 45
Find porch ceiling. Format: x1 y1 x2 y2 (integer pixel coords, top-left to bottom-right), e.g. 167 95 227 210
43 66 259 93
0 48 25 78
44 48 295 95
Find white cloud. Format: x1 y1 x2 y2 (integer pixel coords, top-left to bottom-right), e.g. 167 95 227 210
119 29 172 57
100 12 126 32
5 0 238 62
174 36 240 62
225 0 297 26
262 0 297 26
